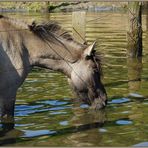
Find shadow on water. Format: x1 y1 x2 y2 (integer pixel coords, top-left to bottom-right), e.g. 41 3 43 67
0 104 135 146
0 108 133 146
0 93 147 146
0 120 19 146
0 109 106 145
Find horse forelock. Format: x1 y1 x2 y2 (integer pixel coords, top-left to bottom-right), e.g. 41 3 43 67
28 20 86 63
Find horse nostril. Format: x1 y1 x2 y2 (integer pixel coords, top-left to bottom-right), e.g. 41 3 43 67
90 97 107 110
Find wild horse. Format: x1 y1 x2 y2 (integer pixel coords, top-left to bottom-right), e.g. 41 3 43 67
0 15 107 121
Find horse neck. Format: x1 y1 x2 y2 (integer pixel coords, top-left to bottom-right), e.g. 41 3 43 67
25 33 84 78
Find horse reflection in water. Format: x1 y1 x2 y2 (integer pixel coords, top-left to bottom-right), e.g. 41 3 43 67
0 110 107 146
0 15 107 127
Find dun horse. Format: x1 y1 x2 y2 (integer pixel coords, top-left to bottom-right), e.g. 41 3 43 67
0 15 107 120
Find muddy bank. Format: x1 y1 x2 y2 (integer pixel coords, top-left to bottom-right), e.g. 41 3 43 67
0 2 128 13
48 2 127 12
0 2 49 12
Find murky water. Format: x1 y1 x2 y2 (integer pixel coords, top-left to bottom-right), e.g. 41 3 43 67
0 11 148 146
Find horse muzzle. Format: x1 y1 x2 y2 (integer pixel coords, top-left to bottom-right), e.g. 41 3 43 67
90 93 107 110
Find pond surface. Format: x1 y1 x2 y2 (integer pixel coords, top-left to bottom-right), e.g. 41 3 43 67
0 11 148 147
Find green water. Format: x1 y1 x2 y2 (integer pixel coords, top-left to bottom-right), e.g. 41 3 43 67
0 11 148 147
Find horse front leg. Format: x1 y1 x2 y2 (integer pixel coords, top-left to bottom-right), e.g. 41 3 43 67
1 99 15 118
0 93 16 131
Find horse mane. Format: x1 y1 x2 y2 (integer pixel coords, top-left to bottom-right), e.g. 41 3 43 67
28 20 85 49
0 15 85 62
0 15 102 72
29 21 73 41
0 15 75 44
28 20 88 63
28 21 103 74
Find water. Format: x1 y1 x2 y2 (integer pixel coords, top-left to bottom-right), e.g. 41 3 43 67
0 11 148 147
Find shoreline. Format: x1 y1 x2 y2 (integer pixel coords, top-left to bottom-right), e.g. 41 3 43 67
0 2 127 13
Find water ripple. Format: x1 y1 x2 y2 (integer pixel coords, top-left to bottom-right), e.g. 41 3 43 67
39 100 68 106
109 98 130 104
50 111 67 115
14 100 71 117
15 123 34 127
59 121 69 126
116 119 133 125
129 93 144 98
49 106 71 111
21 129 57 138
80 104 89 109
98 128 107 133
15 105 43 111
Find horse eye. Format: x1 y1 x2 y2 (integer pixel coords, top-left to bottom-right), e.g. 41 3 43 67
93 68 98 72
85 55 92 60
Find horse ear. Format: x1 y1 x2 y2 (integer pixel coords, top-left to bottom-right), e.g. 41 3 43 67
83 41 96 57
28 21 36 31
